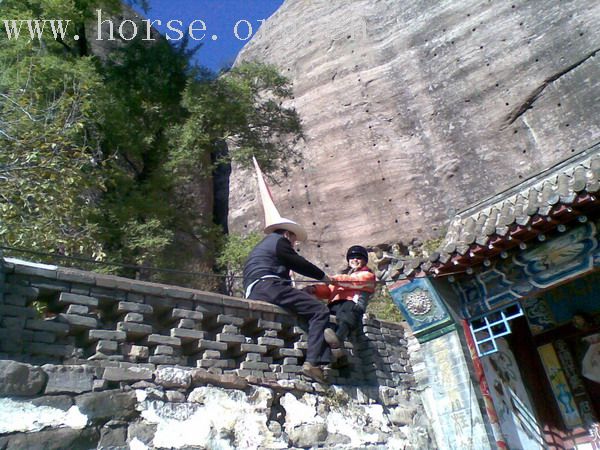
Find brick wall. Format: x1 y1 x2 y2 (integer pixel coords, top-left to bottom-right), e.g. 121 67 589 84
0 257 412 389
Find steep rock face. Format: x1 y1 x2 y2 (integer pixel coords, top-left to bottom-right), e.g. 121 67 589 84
229 0 600 269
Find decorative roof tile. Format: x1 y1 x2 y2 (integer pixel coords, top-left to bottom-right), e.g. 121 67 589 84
386 142 600 280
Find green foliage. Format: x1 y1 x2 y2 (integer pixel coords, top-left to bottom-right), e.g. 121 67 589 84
420 230 447 257
367 285 404 323
216 232 263 296
167 61 303 180
0 0 302 280
0 47 106 259
31 300 48 318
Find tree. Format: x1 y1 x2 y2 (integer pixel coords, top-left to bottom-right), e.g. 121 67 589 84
1 0 303 284
168 62 303 177
216 232 262 296
0 4 107 259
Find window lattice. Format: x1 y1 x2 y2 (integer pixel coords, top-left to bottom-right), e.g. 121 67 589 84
470 303 524 357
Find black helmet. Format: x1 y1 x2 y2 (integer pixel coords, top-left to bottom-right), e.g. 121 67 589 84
346 245 368 262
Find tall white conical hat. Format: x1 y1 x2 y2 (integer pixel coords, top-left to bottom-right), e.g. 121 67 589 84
253 157 307 242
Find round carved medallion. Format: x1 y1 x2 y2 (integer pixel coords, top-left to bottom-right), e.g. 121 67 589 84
404 289 433 316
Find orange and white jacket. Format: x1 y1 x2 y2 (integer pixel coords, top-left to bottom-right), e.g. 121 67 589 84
314 266 376 310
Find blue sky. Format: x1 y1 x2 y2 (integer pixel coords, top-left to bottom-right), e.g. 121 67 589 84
134 0 284 72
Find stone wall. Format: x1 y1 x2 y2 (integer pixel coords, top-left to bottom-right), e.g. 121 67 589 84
0 257 433 449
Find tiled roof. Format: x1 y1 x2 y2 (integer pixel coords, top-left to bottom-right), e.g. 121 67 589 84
387 142 600 279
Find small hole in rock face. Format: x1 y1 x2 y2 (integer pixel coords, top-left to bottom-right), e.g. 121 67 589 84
519 175 523 179
388 199 392 202
395 219 399 223
557 103 562 107
571 148 576 153
514 129 518 134
522 149 526 153
405 211 410 215
304 184 308 188
307 201 311 205
312 222 316 226
244 224 248 228
324 263 329 268
382 177 386 181
505 102 510 106
565 123 570 127
317 244 321 248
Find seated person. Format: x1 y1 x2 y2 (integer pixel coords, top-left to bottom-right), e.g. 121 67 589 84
308 245 376 365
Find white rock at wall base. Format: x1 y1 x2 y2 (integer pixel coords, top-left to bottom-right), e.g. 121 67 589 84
139 386 286 450
129 437 150 450
154 367 191 389
0 398 87 433
325 404 390 446
280 392 322 428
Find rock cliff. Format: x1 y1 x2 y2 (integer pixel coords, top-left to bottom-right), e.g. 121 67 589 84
229 0 600 269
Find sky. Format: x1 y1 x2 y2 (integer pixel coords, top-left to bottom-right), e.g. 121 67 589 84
132 0 285 72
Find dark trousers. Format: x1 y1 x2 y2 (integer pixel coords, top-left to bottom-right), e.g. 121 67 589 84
329 301 363 341
248 279 331 365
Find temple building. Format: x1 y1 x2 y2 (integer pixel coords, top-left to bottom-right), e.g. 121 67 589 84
385 142 600 449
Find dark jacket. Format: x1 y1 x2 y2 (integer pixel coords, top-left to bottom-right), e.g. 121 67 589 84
243 233 325 291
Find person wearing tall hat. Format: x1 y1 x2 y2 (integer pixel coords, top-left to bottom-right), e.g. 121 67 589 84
243 158 339 383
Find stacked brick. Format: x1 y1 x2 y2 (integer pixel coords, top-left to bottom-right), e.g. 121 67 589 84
0 257 414 391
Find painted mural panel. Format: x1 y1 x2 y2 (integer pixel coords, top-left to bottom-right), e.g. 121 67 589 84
582 333 600 384
555 339 600 434
480 339 545 450
452 223 600 318
522 271 600 334
420 332 493 450
538 343 583 429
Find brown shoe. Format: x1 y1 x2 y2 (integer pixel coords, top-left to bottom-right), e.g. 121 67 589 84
302 362 326 383
324 328 342 349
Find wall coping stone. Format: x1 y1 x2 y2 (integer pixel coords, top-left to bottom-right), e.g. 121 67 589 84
4 258 402 330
